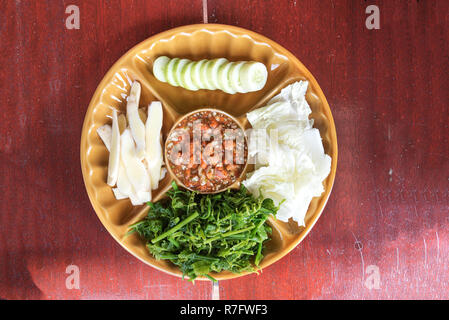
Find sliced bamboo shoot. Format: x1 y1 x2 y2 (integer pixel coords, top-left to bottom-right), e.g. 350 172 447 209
112 188 128 200
128 192 142 206
136 191 151 203
107 109 120 186
97 124 112 151
126 81 146 159
121 128 151 195
116 159 134 198
145 101 164 189
98 123 136 202
160 167 167 180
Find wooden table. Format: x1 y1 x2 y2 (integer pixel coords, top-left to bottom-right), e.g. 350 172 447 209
0 0 447 300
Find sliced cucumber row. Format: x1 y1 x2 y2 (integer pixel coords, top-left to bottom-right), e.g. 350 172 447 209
152 56 268 94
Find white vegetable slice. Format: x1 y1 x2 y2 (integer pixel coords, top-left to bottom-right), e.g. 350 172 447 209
207 58 228 90
121 129 151 195
128 193 143 206
239 61 268 92
191 60 207 89
126 81 146 159
180 61 199 91
112 188 128 200
116 160 133 199
160 167 167 180
217 61 235 94
97 120 155 203
107 109 120 186
229 61 247 93
145 101 164 190
97 124 112 151
200 59 216 90
153 56 170 83
166 58 180 87
174 59 190 88
98 124 137 201
136 191 151 203
243 81 331 226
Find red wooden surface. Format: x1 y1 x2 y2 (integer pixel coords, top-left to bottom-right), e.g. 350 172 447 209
0 0 448 300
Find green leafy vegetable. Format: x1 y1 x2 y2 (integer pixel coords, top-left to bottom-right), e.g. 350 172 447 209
128 182 279 281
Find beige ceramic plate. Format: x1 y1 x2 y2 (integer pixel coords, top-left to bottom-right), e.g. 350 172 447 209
80 24 338 280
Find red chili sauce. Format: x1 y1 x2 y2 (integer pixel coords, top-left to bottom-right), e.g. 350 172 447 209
166 110 247 193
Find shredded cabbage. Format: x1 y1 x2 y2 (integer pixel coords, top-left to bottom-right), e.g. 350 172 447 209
243 81 332 226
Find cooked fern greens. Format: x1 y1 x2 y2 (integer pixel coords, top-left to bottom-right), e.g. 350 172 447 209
128 182 279 281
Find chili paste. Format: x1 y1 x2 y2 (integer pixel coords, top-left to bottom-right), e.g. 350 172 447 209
166 110 247 192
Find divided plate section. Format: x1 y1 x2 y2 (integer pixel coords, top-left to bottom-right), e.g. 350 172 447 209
131 28 292 118
83 67 178 237
254 70 337 253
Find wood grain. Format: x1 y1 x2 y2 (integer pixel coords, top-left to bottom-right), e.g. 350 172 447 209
0 0 448 299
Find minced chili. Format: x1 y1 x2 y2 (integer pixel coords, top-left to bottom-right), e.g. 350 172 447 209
166 110 247 193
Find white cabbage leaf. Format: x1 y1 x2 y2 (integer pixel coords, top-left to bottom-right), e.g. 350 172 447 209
243 81 331 226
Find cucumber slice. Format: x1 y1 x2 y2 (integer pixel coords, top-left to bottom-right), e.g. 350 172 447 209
191 59 207 89
217 61 236 94
239 61 268 92
207 58 228 90
200 60 216 90
180 61 199 91
166 58 180 86
174 59 190 88
153 56 170 82
229 61 247 93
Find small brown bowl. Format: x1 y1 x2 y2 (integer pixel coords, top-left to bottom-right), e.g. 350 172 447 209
164 107 249 194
